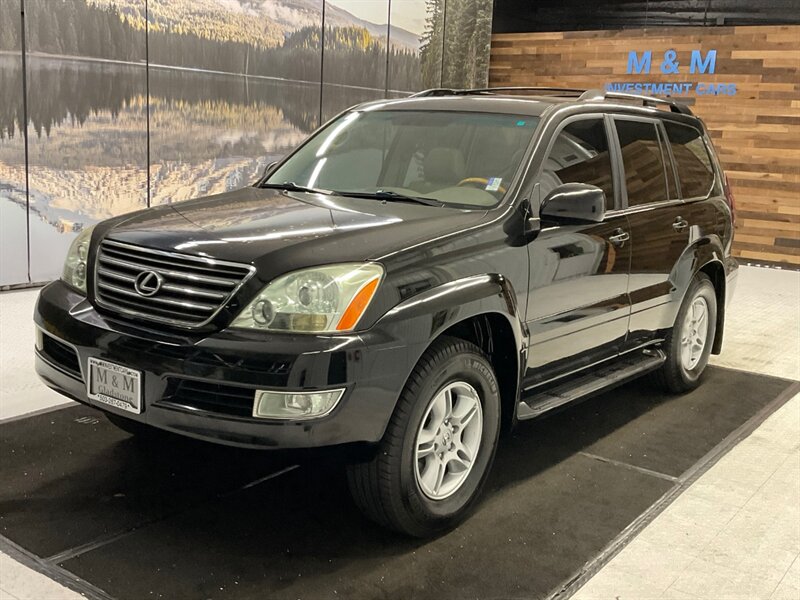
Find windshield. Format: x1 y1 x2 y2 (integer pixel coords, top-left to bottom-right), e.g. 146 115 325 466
265 110 540 208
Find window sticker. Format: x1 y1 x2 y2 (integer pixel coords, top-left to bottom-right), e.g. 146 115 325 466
485 177 503 192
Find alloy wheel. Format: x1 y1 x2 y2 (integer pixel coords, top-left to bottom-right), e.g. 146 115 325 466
680 296 709 371
414 381 483 500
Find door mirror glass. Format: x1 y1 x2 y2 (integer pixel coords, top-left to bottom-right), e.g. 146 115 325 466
540 183 606 223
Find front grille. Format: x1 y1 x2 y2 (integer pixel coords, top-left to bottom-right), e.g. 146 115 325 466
41 335 82 379
94 239 254 328
162 379 256 418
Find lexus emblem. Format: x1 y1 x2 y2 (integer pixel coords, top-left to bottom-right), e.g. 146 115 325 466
134 270 164 297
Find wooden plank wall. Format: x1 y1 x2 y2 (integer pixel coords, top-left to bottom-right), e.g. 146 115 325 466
490 26 800 266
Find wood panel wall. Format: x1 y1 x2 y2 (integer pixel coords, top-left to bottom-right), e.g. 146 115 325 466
490 25 800 266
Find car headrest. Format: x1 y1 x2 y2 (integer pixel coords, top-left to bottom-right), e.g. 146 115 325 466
424 148 466 183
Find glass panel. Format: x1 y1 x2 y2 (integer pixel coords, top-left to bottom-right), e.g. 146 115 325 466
541 118 615 209
389 0 437 92
441 0 493 88
24 0 148 283
614 119 669 207
0 0 28 286
268 110 538 207
320 1 389 123
664 122 715 199
148 0 323 206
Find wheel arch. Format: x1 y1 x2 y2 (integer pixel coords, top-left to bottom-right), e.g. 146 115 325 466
375 274 526 436
697 258 726 354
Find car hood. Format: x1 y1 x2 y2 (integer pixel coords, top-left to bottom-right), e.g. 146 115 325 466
104 186 487 277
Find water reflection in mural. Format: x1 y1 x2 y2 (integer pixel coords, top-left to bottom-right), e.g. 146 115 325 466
23 0 148 282
0 0 493 286
0 1 27 286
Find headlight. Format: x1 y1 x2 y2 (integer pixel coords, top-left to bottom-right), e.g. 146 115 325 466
231 263 383 333
61 224 95 294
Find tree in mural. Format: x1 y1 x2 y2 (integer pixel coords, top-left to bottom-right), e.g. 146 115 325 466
419 0 493 89
419 0 445 88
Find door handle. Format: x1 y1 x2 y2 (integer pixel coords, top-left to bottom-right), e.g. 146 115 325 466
673 217 689 232
608 228 630 246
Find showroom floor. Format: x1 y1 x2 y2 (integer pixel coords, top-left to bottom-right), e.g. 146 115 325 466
0 265 798 600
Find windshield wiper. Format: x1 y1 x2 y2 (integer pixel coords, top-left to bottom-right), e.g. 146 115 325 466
335 189 444 207
259 181 333 195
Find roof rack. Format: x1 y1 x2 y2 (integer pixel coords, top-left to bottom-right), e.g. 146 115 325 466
410 86 694 116
411 87 588 98
579 88 693 115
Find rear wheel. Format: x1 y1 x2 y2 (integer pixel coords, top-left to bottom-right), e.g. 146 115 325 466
346 336 501 537
652 272 717 393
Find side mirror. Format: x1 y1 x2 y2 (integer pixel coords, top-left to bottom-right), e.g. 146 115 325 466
540 183 606 224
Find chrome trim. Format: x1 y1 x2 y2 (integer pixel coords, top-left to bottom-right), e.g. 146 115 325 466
93 238 256 329
97 281 217 311
98 255 239 287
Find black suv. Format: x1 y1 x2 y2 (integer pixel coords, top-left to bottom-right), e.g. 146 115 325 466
35 87 737 536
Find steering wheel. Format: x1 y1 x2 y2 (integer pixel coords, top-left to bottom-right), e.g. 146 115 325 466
457 177 507 194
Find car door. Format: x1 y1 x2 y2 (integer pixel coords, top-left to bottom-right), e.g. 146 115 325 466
610 115 701 347
524 114 632 388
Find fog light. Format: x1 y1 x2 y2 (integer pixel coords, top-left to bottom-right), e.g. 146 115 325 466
253 388 345 419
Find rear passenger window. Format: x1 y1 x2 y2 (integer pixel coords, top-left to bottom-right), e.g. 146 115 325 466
541 118 615 210
614 119 670 207
664 122 715 199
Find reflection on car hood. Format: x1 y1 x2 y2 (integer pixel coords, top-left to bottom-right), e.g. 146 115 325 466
105 186 487 273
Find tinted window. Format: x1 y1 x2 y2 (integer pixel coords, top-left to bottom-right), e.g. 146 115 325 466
614 119 670 206
664 122 715 199
541 118 614 209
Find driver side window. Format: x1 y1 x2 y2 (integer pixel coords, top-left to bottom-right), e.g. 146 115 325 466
541 118 615 210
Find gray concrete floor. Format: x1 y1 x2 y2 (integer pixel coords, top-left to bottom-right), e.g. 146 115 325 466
1 265 798 599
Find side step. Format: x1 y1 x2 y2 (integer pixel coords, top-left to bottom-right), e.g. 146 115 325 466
516 349 667 420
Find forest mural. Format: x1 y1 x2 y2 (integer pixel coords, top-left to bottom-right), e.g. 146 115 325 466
0 0 493 286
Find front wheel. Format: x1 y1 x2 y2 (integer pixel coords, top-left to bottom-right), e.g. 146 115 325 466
652 272 717 393
346 336 501 537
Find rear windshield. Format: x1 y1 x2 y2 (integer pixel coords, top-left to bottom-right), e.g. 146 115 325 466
267 110 540 208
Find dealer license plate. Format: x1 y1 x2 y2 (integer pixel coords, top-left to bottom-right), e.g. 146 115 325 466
87 357 142 414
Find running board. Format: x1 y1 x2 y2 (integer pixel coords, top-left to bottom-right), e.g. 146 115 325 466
516 349 667 420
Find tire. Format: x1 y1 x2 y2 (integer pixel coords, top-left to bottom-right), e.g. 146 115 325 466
652 272 717 393
346 336 501 537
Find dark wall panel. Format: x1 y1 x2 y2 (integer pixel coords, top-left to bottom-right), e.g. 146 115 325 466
0 0 27 286
23 0 148 283
493 0 800 34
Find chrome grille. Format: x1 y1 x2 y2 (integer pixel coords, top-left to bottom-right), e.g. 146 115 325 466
94 239 254 328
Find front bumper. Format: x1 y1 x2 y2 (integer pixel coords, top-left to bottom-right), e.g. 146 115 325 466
34 280 409 449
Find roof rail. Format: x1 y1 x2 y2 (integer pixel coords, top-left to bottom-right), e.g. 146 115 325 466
411 87 588 98
409 86 694 116
579 88 694 115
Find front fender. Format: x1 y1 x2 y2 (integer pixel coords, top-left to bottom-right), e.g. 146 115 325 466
355 274 526 438
377 273 524 349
